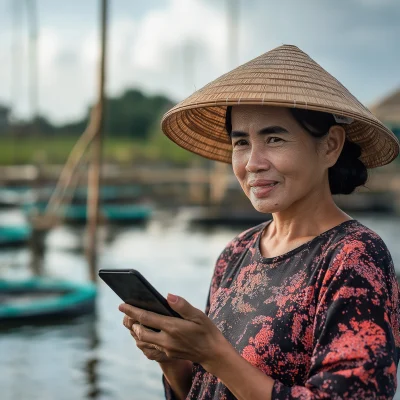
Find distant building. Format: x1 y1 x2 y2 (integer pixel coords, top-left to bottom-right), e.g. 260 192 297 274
370 88 400 138
0 105 10 134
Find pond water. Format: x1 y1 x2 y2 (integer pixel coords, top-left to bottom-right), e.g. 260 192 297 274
0 211 400 399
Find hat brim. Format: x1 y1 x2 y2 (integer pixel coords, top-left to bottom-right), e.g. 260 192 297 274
161 45 400 168
162 100 399 168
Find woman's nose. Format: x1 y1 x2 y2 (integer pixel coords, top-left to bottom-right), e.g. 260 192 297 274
245 147 271 173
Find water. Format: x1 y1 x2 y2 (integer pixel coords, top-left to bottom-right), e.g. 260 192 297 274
1 211 400 399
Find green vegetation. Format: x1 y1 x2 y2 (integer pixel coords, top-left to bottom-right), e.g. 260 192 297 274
0 134 203 166
24 88 177 141
0 88 206 166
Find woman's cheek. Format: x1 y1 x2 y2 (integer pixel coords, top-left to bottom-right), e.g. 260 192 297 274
271 151 303 181
232 153 247 180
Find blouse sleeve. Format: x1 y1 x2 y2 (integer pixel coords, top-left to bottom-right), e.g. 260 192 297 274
162 240 235 399
272 240 400 400
162 374 177 400
205 242 234 316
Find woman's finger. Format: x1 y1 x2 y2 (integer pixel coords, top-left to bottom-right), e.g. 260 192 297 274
140 345 167 361
119 303 171 331
131 322 166 346
130 327 140 341
123 315 137 330
129 323 157 341
134 337 164 352
134 337 153 349
123 315 130 329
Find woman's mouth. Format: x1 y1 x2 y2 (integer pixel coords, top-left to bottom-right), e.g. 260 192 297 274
250 182 279 198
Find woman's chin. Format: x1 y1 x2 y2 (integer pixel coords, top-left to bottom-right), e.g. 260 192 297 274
250 199 283 214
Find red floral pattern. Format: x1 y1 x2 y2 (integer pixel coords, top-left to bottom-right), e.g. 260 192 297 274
164 220 400 399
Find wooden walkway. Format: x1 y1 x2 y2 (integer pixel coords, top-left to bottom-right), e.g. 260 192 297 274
1 164 400 213
1 163 399 187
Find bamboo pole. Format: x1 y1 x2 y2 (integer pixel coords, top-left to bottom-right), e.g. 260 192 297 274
227 0 239 70
10 0 23 164
44 110 99 216
86 0 108 282
209 0 240 206
26 0 38 124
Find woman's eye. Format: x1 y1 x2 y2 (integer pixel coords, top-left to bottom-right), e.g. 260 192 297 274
233 139 248 147
267 137 283 144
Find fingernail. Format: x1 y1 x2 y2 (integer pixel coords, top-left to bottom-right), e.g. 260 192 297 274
167 293 178 303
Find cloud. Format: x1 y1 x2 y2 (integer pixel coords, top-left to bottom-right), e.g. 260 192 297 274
120 0 233 101
0 0 399 122
132 0 226 71
37 28 97 122
0 0 234 122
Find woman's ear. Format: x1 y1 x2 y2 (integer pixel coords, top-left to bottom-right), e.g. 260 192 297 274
324 125 346 167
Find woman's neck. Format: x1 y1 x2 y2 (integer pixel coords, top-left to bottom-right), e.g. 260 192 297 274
266 193 352 244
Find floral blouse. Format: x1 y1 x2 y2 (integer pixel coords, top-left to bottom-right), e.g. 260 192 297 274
163 219 400 399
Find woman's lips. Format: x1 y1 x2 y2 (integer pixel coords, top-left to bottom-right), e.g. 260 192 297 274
250 182 279 198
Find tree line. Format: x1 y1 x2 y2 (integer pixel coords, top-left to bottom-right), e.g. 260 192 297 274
2 88 175 140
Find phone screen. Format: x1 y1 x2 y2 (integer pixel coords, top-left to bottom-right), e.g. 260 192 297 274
101 271 174 317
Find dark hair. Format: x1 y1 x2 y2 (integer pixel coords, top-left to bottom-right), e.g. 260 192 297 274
225 106 368 195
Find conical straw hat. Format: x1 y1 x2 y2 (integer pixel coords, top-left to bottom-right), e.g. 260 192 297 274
161 44 399 168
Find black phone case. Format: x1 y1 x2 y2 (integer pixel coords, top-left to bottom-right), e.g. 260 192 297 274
98 269 182 332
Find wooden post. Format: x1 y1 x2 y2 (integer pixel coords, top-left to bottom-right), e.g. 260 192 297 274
26 0 39 125
227 0 239 70
29 226 46 276
207 0 239 206
86 0 108 282
209 162 230 205
10 0 23 164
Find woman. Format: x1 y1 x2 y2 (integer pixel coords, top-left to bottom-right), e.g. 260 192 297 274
119 45 400 399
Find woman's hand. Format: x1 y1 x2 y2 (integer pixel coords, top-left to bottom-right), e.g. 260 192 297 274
119 293 230 371
122 314 174 363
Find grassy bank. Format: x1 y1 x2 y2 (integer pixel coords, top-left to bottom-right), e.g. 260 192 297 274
0 133 201 166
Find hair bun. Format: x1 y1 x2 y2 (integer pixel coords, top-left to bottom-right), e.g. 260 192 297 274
329 140 368 195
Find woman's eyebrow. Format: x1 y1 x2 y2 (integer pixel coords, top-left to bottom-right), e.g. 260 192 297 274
259 126 289 134
229 126 289 138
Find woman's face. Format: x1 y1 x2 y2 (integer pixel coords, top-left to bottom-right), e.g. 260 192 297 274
230 105 329 214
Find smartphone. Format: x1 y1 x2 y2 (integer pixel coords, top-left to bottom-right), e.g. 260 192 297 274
98 269 182 331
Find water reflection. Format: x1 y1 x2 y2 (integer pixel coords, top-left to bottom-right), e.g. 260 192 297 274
0 211 400 399
84 312 100 399
0 315 100 400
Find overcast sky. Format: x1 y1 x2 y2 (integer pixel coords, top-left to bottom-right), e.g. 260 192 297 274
0 0 399 124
